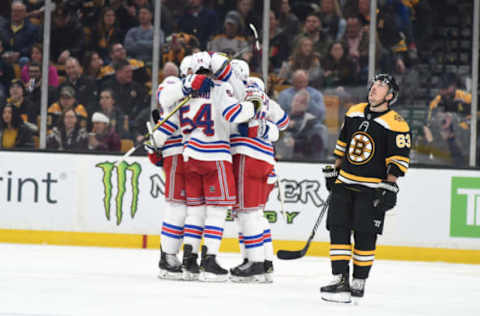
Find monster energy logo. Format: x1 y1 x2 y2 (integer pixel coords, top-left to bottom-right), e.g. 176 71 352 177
96 161 142 225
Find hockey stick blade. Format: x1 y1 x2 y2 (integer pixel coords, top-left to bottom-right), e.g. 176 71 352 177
276 194 331 260
249 24 260 51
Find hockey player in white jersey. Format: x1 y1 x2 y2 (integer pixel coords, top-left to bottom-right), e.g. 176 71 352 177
151 54 255 282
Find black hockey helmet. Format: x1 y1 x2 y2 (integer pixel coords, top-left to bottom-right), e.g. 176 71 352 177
368 73 399 105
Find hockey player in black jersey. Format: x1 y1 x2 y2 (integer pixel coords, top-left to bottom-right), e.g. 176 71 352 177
320 74 411 303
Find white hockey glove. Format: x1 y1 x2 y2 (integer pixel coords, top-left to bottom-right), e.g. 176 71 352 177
245 85 264 111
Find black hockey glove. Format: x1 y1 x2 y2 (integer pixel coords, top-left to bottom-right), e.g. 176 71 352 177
373 181 399 212
322 165 339 192
151 109 161 124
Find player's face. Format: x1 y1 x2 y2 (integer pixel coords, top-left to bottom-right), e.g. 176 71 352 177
368 80 391 106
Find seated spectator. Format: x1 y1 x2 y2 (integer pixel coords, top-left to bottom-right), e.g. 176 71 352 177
99 42 149 84
81 51 104 81
321 41 359 88
7 79 35 125
277 69 326 122
24 62 58 120
0 40 15 103
60 57 98 114
267 9 291 72
101 59 147 117
317 0 346 41
98 88 131 139
21 43 59 88
88 112 121 152
275 89 327 161
207 11 250 60
274 0 300 48
0 0 40 65
293 12 332 59
124 4 161 64
424 73 472 167
50 4 85 64
92 7 124 62
279 36 323 88
177 0 218 49
47 109 88 151
48 85 88 130
235 0 261 37
159 62 179 82
0 103 33 149
162 32 200 66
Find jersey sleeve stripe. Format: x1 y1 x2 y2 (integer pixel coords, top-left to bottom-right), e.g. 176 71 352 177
215 63 232 81
223 103 242 122
275 112 289 130
334 149 345 157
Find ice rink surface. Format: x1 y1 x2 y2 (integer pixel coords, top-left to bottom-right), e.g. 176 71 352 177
0 243 479 316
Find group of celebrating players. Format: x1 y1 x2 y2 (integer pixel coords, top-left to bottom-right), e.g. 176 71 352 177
145 51 289 283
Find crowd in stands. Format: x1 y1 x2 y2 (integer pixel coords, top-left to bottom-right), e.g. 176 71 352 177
0 0 476 166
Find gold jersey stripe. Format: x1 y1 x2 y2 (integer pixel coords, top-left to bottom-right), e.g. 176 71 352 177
339 170 382 184
337 140 347 147
386 155 410 163
334 149 345 157
331 256 352 261
353 249 376 255
353 260 374 266
331 244 353 250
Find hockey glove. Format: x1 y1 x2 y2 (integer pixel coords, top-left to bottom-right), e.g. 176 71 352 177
245 86 264 111
373 181 399 212
183 74 214 95
151 109 161 124
322 165 338 192
237 122 249 137
145 141 163 167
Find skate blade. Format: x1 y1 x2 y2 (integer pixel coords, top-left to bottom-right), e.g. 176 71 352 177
263 273 273 283
229 274 266 283
352 296 363 305
182 271 200 281
320 292 352 304
199 272 228 282
158 269 184 281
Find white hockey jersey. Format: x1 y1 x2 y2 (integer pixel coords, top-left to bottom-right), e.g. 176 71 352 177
154 78 254 163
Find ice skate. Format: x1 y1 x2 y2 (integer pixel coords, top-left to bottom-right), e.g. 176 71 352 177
320 273 351 303
199 246 228 282
263 260 274 283
229 258 248 274
182 244 200 281
230 261 265 283
351 278 366 304
158 249 183 280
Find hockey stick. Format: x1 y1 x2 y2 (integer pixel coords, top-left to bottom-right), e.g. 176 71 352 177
115 95 191 166
249 24 260 51
276 193 331 260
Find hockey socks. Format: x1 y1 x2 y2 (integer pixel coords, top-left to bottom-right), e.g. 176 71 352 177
160 202 186 254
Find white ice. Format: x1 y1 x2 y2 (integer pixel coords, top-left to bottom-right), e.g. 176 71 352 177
0 243 479 316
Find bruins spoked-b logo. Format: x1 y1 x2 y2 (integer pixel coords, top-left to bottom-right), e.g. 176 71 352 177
347 131 375 165
96 161 141 225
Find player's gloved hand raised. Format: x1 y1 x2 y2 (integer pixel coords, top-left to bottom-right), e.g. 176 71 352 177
144 141 163 167
183 74 214 95
322 165 338 192
245 86 264 111
373 181 399 211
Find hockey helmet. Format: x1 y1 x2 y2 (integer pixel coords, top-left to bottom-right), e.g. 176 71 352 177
190 51 212 74
368 73 399 105
247 76 265 92
179 55 193 78
230 59 250 84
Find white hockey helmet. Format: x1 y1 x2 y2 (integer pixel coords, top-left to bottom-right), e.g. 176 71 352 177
248 76 265 92
230 59 250 84
157 76 183 111
179 55 193 78
190 51 212 74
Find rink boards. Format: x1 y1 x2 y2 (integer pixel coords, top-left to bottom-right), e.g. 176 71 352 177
0 151 479 264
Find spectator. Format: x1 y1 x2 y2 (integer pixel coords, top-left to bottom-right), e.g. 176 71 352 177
235 0 261 37
81 51 104 81
321 41 359 88
294 12 332 59
277 69 326 122
60 57 98 113
267 9 291 72
88 112 121 152
6 79 35 125
162 32 200 66
99 42 149 84
50 4 85 64
424 73 472 167
124 4 162 64
21 43 59 88
275 89 327 161
101 59 147 117
279 36 323 88
47 108 88 151
109 0 139 38
47 85 88 130
274 0 300 48
161 62 179 79
177 0 218 49
0 103 33 149
0 40 15 103
92 7 124 62
207 11 250 60
24 62 58 120
317 0 346 40
98 88 130 139
0 0 39 64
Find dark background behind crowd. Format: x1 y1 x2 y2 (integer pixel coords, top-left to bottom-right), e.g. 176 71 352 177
0 0 478 167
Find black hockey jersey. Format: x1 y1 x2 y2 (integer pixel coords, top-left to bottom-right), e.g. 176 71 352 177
333 103 411 188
